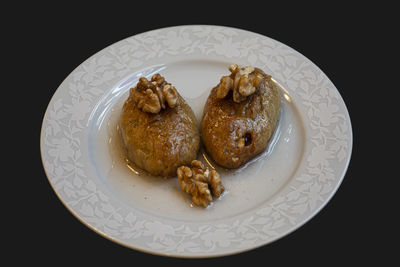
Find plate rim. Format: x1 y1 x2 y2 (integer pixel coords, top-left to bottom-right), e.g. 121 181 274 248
40 24 353 257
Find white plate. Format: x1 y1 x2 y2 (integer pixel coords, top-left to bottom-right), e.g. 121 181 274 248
40 25 352 257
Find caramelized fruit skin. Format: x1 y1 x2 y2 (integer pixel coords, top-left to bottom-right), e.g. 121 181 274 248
120 90 200 177
201 68 281 168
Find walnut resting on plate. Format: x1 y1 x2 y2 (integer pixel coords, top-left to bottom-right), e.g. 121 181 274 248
120 74 200 177
201 64 281 168
177 160 224 207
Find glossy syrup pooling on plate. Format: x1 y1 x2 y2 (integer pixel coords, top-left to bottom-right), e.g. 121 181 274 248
41 26 352 257
104 78 305 221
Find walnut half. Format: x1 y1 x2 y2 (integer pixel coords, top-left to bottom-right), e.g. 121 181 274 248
177 160 224 207
132 74 179 114
216 64 264 103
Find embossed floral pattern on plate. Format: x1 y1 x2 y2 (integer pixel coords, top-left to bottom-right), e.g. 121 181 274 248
40 25 352 257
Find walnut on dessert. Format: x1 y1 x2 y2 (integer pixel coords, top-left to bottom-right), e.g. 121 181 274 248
216 64 265 103
177 160 224 207
132 74 179 113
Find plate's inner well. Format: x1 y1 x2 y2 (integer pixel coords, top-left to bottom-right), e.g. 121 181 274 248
88 60 305 222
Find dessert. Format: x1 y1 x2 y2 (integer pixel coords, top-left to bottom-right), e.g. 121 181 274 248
201 64 281 169
120 74 200 177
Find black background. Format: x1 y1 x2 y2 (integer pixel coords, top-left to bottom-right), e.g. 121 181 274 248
6 1 393 265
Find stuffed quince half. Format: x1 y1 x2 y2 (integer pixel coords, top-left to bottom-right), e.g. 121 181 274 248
201 64 281 169
120 74 200 177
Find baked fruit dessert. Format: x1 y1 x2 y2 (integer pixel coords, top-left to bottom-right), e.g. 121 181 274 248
201 64 281 169
120 74 200 177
